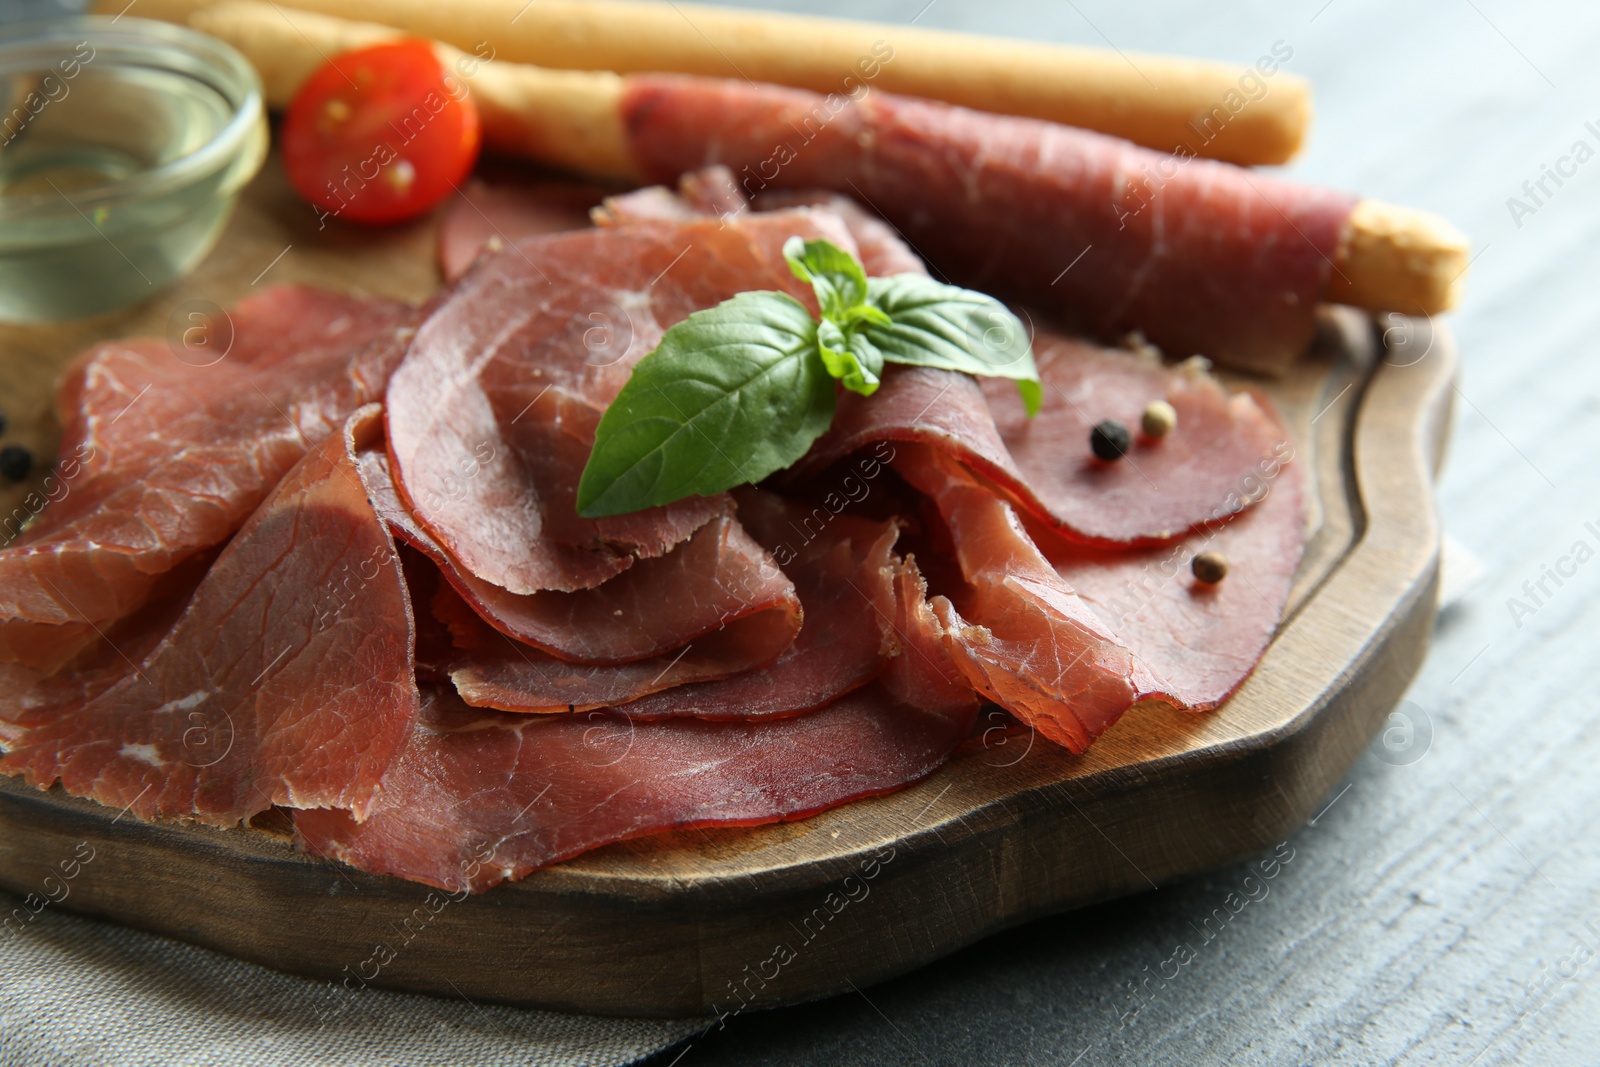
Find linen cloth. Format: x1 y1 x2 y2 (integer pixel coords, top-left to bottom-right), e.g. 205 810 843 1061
0 891 704 1067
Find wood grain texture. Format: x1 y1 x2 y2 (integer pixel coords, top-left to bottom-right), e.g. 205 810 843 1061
0 144 1452 1015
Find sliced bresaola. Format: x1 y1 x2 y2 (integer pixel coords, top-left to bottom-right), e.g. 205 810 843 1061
882 552 980 717
594 167 928 279
980 337 1290 544
752 190 926 277
622 76 1355 372
293 579 977 893
896 444 1162 753
899 431 1305 749
360 450 796 665
593 164 750 225
438 177 610 282
0 285 421 670
385 209 857 596
804 335 1285 547
1039 431 1306 710
0 549 214 747
436 537 800 713
614 487 899 720
0 407 419 826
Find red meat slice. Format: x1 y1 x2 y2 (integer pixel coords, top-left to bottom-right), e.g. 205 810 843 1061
804 335 1285 547
594 164 749 226
438 177 609 282
1041 428 1306 710
294 623 977 893
600 171 927 279
360 450 799 665
753 189 926 277
0 285 421 670
614 487 900 720
882 555 979 716
0 407 419 826
897 445 1158 753
437 520 803 713
0 549 214 746
385 210 857 596
980 337 1289 544
622 76 1355 371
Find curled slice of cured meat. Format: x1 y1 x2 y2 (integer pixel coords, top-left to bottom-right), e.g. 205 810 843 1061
751 190 926 277
360 450 794 665
438 177 610 282
896 444 1159 753
385 210 856 596
1040 433 1306 710
883 556 980 717
437 531 801 713
293 670 978 893
622 76 1355 372
597 166 927 279
594 164 749 226
979 337 1289 545
0 406 419 826
805 334 1286 547
614 488 899 720
0 285 421 670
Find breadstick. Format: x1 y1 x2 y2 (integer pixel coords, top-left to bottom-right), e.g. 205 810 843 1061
189 2 636 178
185 0 1466 317
1328 200 1469 316
116 0 1311 165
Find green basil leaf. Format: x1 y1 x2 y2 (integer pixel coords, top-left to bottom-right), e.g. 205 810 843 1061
784 236 870 323
840 303 893 329
863 274 1042 416
576 291 836 517
817 319 884 396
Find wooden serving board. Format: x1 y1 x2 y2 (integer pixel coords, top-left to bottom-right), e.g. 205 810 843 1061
0 158 1454 1018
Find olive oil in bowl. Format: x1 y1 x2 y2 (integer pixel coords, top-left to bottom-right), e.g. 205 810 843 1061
0 17 266 322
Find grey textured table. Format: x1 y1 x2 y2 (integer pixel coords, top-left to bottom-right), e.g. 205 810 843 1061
637 1 1600 1065
4 1 1597 1065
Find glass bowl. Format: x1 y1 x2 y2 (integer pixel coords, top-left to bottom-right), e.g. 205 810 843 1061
0 16 267 322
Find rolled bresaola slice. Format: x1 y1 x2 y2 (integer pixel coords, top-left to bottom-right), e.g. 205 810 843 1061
621 76 1355 372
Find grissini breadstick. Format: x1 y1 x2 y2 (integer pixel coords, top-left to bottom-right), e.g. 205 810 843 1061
190 1 1466 368
1327 199 1468 316
119 0 1310 166
189 2 637 178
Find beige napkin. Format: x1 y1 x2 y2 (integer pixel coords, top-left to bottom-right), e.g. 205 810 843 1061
0 891 705 1067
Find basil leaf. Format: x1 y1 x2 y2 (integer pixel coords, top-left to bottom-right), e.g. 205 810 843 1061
863 274 1042 416
784 236 870 323
576 291 836 518
817 319 884 396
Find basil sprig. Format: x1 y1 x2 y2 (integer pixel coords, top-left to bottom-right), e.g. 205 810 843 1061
576 237 1038 518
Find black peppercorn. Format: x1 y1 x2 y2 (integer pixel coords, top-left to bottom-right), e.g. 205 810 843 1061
1090 419 1131 461
0 444 33 483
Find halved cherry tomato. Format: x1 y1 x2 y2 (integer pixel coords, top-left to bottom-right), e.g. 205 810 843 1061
281 39 481 226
